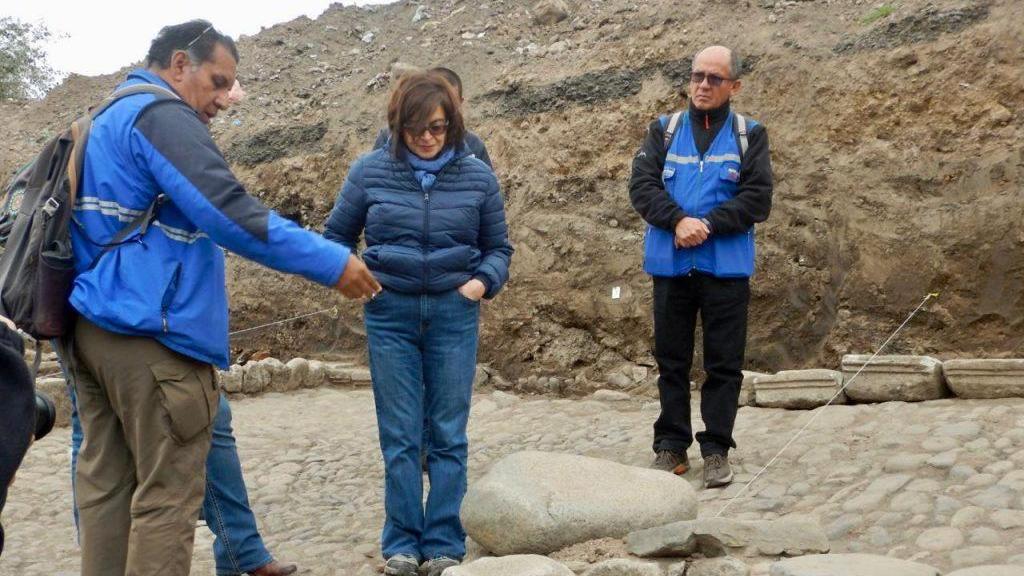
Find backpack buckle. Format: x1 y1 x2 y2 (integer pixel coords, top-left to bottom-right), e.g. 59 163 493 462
42 197 61 217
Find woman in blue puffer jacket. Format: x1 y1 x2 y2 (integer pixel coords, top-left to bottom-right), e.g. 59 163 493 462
324 71 512 576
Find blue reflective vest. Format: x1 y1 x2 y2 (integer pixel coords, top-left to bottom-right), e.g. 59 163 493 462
642 111 759 278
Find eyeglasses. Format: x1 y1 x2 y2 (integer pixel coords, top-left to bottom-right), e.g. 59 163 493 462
404 120 449 137
186 24 214 50
690 71 733 87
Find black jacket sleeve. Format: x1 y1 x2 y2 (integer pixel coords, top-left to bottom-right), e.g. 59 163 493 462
705 124 773 235
0 323 35 555
629 119 686 232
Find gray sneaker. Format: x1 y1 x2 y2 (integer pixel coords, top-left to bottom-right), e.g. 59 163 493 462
652 449 690 475
421 556 460 576
385 554 420 576
703 453 733 488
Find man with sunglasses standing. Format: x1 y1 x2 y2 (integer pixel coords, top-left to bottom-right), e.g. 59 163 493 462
629 45 773 488
65 20 379 576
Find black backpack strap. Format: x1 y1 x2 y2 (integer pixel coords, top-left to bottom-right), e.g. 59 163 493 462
84 194 164 271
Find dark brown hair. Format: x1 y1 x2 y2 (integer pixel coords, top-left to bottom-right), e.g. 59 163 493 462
387 71 465 157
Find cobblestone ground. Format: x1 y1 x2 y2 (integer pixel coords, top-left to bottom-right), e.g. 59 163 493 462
3 388 1024 575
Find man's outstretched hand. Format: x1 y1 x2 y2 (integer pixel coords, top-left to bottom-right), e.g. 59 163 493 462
336 255 382 299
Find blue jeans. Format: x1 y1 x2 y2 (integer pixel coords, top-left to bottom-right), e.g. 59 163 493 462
364 289 479 561
69 387 273 575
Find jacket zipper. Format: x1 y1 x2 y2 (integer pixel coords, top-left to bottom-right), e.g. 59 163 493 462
406 160 458 293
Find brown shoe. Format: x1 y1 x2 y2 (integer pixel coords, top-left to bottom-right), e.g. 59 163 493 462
248 560 298 576
652 449 690 475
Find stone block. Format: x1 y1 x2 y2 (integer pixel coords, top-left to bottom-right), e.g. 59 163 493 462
770 553 940 576
753 370 844 409
285 358 309 391
946 567 1024 576
943 359 1024 399
841 355 947 402
740 371 767 406
306 360 328 388
446 555 573 576
627 516 829 558
583 558 662 576
243 361 271 394
219 364 245 394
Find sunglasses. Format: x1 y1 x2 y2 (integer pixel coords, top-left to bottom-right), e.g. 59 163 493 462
404 120 449 137
690 71 733 87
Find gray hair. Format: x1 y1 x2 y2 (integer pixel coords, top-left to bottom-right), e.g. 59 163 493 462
693 46 743 80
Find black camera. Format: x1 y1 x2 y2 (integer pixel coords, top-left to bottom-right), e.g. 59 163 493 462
34 391 56 441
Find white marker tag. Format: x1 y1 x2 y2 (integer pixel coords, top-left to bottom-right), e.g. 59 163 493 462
612 286 621 300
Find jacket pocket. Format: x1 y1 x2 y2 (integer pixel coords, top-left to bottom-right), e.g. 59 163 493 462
150 359 219 445
160 263 182 334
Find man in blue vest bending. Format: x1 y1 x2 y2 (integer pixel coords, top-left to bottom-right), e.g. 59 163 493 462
629 45 773 488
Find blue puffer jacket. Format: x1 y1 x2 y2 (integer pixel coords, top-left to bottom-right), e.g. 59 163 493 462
324 147 512 298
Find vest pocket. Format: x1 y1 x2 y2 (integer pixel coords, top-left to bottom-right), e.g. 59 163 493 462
711 229 755 278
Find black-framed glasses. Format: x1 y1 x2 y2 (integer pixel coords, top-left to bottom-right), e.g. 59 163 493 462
186 24 214 50
404 119 449 137
690 71 732 87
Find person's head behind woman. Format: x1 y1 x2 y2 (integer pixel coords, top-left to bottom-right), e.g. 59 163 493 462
387 71 465 161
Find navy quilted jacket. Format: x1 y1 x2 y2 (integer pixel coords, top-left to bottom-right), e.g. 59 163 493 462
324 147 513 298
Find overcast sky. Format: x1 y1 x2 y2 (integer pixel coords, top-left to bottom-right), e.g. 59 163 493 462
3 0 394 77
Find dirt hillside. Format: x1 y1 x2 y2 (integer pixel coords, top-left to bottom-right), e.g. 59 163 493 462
2 0 1021 392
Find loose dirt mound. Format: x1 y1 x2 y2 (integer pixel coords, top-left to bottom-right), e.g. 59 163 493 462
2 0 1021 388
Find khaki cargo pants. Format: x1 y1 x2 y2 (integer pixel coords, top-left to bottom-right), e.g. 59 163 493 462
71 319 219 576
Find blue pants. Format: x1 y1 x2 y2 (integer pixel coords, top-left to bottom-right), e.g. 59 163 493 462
364 289 479 562
70 386 273 575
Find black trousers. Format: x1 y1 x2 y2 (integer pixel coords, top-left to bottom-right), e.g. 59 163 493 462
652 273 750 457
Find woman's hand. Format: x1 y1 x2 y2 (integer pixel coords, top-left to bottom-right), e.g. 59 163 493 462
458 279 487 302
0 315 15 331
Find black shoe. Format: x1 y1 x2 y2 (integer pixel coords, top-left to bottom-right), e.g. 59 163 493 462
703 453 733 488
652 449 690 475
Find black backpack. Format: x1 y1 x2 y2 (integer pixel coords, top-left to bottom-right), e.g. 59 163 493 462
0 84 175 346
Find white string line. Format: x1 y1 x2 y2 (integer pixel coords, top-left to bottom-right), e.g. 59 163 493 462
714 292 938 518
229 306 338 338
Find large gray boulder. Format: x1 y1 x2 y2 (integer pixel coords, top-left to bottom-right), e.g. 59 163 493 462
461 451 698 555
841 355 947 402
770 553 940 576
627 516 829 558
753 370 844 409
445 555 574 576
943 359 1024 399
